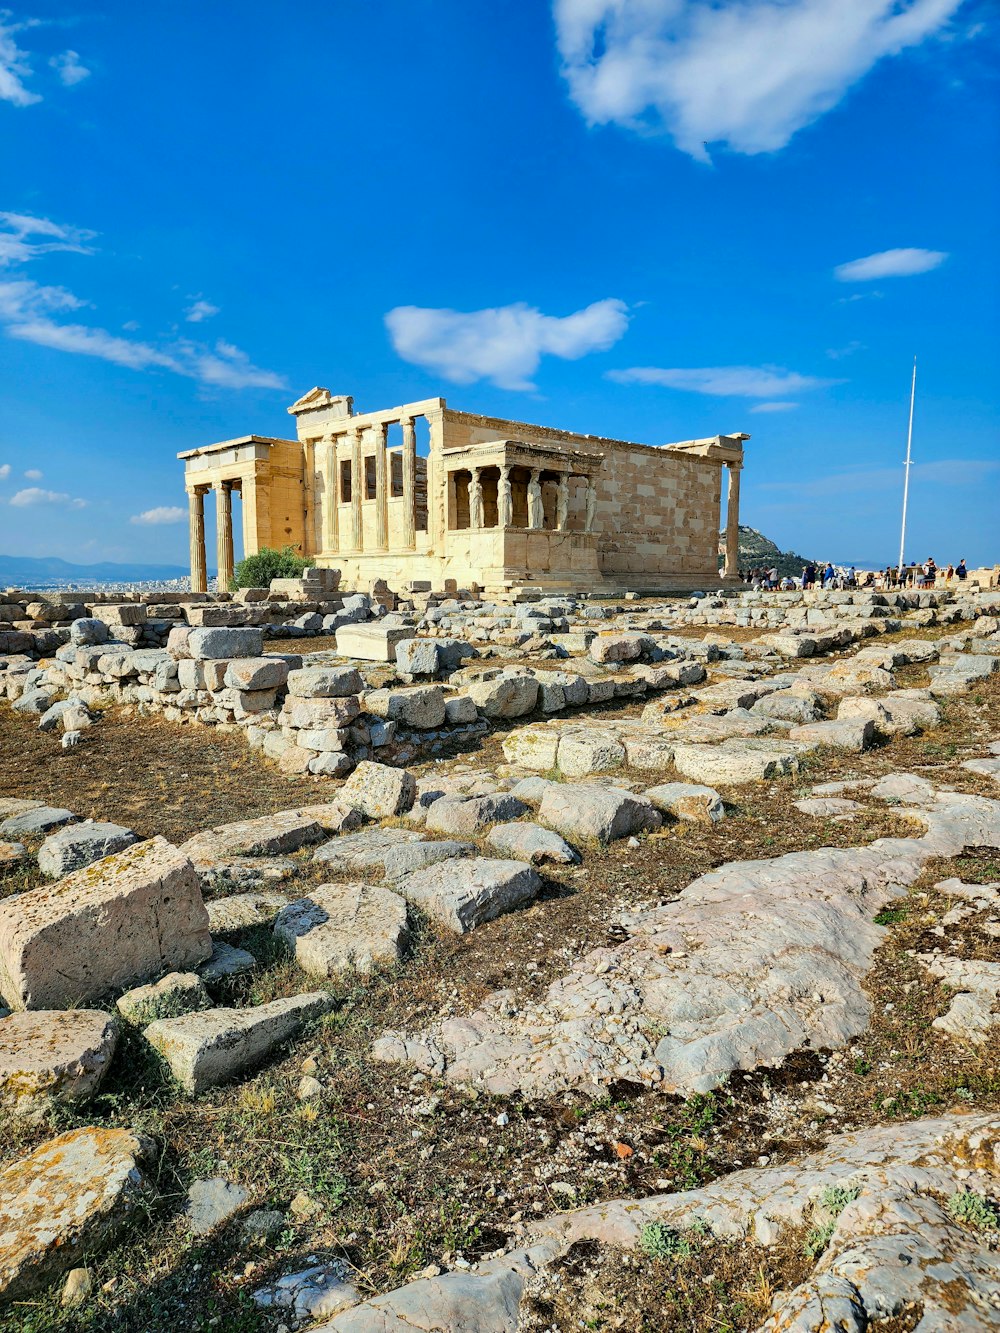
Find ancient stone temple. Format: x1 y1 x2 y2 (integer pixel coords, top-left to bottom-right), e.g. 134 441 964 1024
178 389 747 595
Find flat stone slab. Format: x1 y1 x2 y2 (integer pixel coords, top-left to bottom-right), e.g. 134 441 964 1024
313 827 426 874
671 738 810 785
37 821 139 879
394 858 541 934
116 972 209 1026
963 756 1000 782
334 623 409 661
920 954 1000 1044
485 822 579 865
539 783 662 844
643 783 725 824
144 992 334 1093
0 841 27 869
254 1261 362 1323
180 811 326 867
0 807 75 840
186 1178 250 1236
793 797 862 818
381 840 475 881
789 718 875 751
274 883 410 977
0 836 210 1011
198 941 257 984
207 891 290 934
0 1010 118 1117
0 1127 155 1300
870 772 937 804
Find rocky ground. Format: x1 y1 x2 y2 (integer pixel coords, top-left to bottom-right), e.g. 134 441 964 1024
0 592 998 1332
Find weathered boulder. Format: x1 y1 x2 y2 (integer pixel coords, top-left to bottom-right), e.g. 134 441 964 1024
0 1127 155 1300
485 822 579 865
557 731 626 778
671 738 807 785
425 793 529 836
0 806 75 840
789 718 875 751
0 1010 118 1117
287 666 364 698
382 840 474 881
223 657 289 692
255 1262 362 1324
394 858 541 933
198 941 257 984
313 827 426 875
116 972 210 1026
179 811 326 868
187 627 264 659
37 821 139 879
337 760 415 818
643 782 725 824
144 992 334 1093
69 617 110 646
363 685 447 730
539 784 661 844
0 841 27 869
395 638 440 676
274 883 410 977
501 726 561 771
0 837 210 1011
207 891 290 934
467 673 539 718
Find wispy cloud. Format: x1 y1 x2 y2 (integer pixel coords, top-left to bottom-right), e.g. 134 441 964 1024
826 340 865 360
184 298 219 323
386 298 629 390
0 212 286 391
130 505 186 525
554 0 966 160
608 365 839 398
0 11 40 106
750 401 799 413
0 463 10 481
760 459 1000 498
9 486 87 508
49 49 89 86
23 467 41 479
834 247 949 281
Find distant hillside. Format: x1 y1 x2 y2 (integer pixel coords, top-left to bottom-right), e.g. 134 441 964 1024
0 553 188 586
737 526 818 579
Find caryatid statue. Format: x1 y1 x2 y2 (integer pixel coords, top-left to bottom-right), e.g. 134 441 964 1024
469 468 484 529
556 474 569 530
527 468 544 529
499 466 513 528
585 479 597 533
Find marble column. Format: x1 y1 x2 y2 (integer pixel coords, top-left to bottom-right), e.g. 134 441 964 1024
324 434 339 553
724 463 741 577
556 473 569 530
469 467 484 529
350 428 362 551
188 488 207 593
302 439 315 557
374 423 388 549
447 472 457 530
215 482 234 588
527 468 544 529
401 416 416 548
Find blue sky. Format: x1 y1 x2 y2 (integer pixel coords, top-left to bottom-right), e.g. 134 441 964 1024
0 0 997 571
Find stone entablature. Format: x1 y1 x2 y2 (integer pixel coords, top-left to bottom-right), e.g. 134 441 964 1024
178 389 748 594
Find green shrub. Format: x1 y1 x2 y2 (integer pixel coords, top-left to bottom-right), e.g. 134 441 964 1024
230 544 314 590
639 1222 693 1260
948 1190 1000 1230
804 1183 861 1257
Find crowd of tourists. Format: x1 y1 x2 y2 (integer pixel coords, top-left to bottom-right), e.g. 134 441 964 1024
739 558 969 592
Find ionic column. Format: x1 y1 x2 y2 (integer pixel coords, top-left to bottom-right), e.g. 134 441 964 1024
724 463 741 577
401 416 416 548
374 422 388 550
188 488 207 592
324 434 339 553
302 440 315 556
556 473 569 530
215 482 234 588
350 428 363 551
447 471 457 530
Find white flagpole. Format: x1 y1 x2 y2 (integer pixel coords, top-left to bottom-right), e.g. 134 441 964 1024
898 357 917 579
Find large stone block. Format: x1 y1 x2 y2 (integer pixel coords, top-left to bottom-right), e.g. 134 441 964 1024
394 858 541 933
274 883 410 977
188 627 264 660
0 1128 155 1300
143 993 334 1093
37 821 139 879
0 837 210 1010
223 657 289 692
466 673 539 718
363 686 447 730
179 811 326 868
337 761 416 818
286 666 364 698
334 623 410 661
539 783 662 844
0 1010 118 1117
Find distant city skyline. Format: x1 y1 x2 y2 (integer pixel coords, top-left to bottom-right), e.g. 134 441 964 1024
0 1 997 569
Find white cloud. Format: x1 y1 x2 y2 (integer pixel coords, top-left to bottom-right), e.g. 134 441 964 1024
608 364 838 397
23 467 41 479
826 340 865 359
0 211 286 390
750 401 799 413
554 0 966 160
9 486 87 508
385 298 629 390
0 11 40 106
49 49 89 86
834 247 949 281
130 505 187 525
184 298 219 323
0 462 10 480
